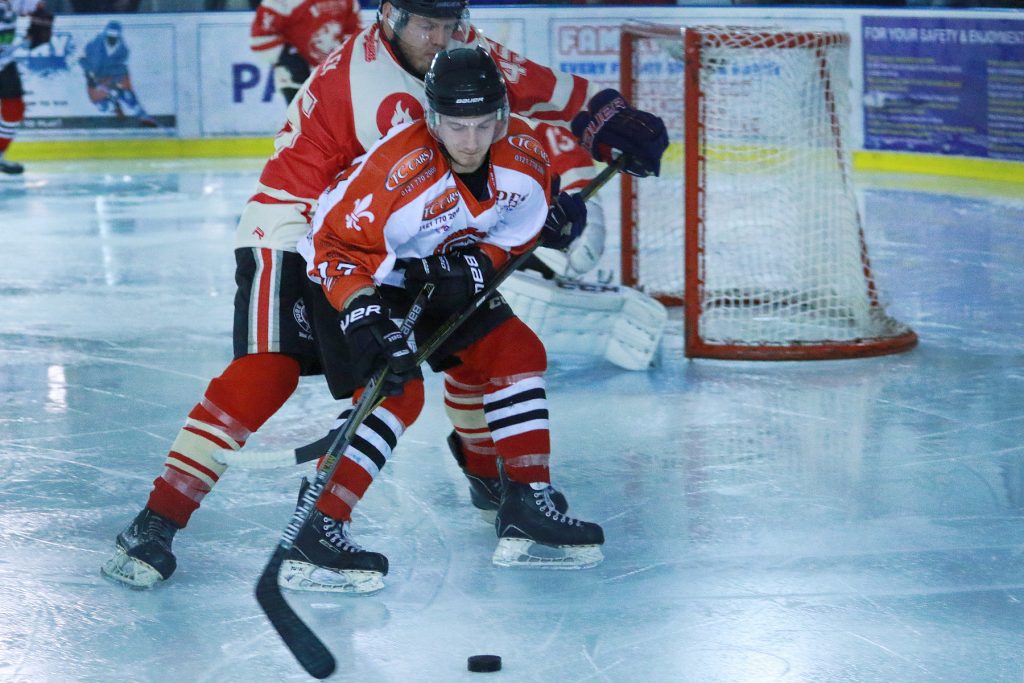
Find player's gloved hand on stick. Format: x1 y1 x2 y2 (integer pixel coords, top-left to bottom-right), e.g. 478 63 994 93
571 88 669 178
403 247 494 310
541 191 587 250
339 293 421 396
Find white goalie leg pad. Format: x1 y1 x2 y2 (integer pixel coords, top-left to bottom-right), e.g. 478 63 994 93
100 550 165 590
278 560 385 594
499 271 667 371
492 538 604 569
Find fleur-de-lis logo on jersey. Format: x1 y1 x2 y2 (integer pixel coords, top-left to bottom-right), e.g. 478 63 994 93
345 194 374 231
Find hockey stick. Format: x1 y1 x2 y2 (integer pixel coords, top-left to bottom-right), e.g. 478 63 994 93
255 283 433 680
255 157 624 678
225 156 627 469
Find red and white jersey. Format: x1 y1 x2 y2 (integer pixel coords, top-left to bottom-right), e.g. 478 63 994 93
301 117 552 311
236 21 590 253
530 120 596 194
250 0 361 67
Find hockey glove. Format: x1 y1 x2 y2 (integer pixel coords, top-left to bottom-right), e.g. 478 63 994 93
27 5 54 49
273 45 312 105
339 294 421 396
571 89 669 178
403 248 494 311
541 191 587 251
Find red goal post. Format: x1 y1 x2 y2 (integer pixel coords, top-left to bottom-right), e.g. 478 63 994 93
619 23 917 360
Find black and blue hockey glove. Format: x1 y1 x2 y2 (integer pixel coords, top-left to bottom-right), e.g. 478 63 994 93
541 191 587 251
571 89 669 178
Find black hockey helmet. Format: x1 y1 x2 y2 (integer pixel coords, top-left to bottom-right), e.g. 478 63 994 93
425 46 507 117
425 47 509 144
383 0 468 19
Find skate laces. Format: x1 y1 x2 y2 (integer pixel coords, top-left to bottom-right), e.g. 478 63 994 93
532 488 581 527
322 518 364 552
134 511 176 546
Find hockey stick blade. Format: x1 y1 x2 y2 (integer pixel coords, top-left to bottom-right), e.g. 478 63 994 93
255 549 335 679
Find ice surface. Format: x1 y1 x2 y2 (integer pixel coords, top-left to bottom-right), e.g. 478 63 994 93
2 161 1024 682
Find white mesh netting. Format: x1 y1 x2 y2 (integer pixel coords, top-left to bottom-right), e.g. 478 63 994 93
622 25 915 358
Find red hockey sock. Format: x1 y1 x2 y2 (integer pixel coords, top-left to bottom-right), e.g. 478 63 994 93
315 380 424 521
452 319 550 484
146 353 301 527
0 98 26 154
443 374 499 478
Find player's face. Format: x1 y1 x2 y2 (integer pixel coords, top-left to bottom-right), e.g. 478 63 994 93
384 8 462 77
435 114 497 173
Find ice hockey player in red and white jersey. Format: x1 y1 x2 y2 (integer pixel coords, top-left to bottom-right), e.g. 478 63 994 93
101 0 666 590
250 0 361 104
284 48 603 589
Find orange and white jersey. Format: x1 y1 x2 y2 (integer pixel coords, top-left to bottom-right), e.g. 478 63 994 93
300 117 553 311
250 0 361 67
236 21 589 254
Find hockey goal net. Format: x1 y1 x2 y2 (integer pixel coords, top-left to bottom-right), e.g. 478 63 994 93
620 24 917 360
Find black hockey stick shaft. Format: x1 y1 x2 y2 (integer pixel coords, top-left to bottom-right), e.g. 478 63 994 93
288 156 626 467
255 284 433 680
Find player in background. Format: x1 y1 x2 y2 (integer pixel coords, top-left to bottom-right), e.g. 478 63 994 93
101 0 666 590
286 47 604 591
78 21 157 128
0 0 51 174
249 0 361 105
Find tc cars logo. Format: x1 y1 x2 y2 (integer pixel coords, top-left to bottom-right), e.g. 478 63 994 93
508 134 549 163
422 187 460 221
386 147 434 191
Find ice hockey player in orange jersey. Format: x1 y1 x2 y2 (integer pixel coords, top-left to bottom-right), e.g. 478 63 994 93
283 47 604 590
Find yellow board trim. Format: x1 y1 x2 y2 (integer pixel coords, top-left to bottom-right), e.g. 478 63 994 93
853 151 1023 184
6 139 1022 183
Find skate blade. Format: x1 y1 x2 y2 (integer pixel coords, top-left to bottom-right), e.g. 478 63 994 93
491 537 604 570
100 548 165 590
279 560 385 594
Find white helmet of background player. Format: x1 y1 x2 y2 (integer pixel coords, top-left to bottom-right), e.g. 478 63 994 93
424 47 509 172
377 0 477 77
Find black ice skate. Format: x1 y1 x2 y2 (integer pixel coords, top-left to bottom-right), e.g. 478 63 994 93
493 480 604 569
101 507 179 589
279 480 388 594
447 430 568 520
0 159 25 175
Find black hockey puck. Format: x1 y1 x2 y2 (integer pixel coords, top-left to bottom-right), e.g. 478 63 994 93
467 654 502 672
